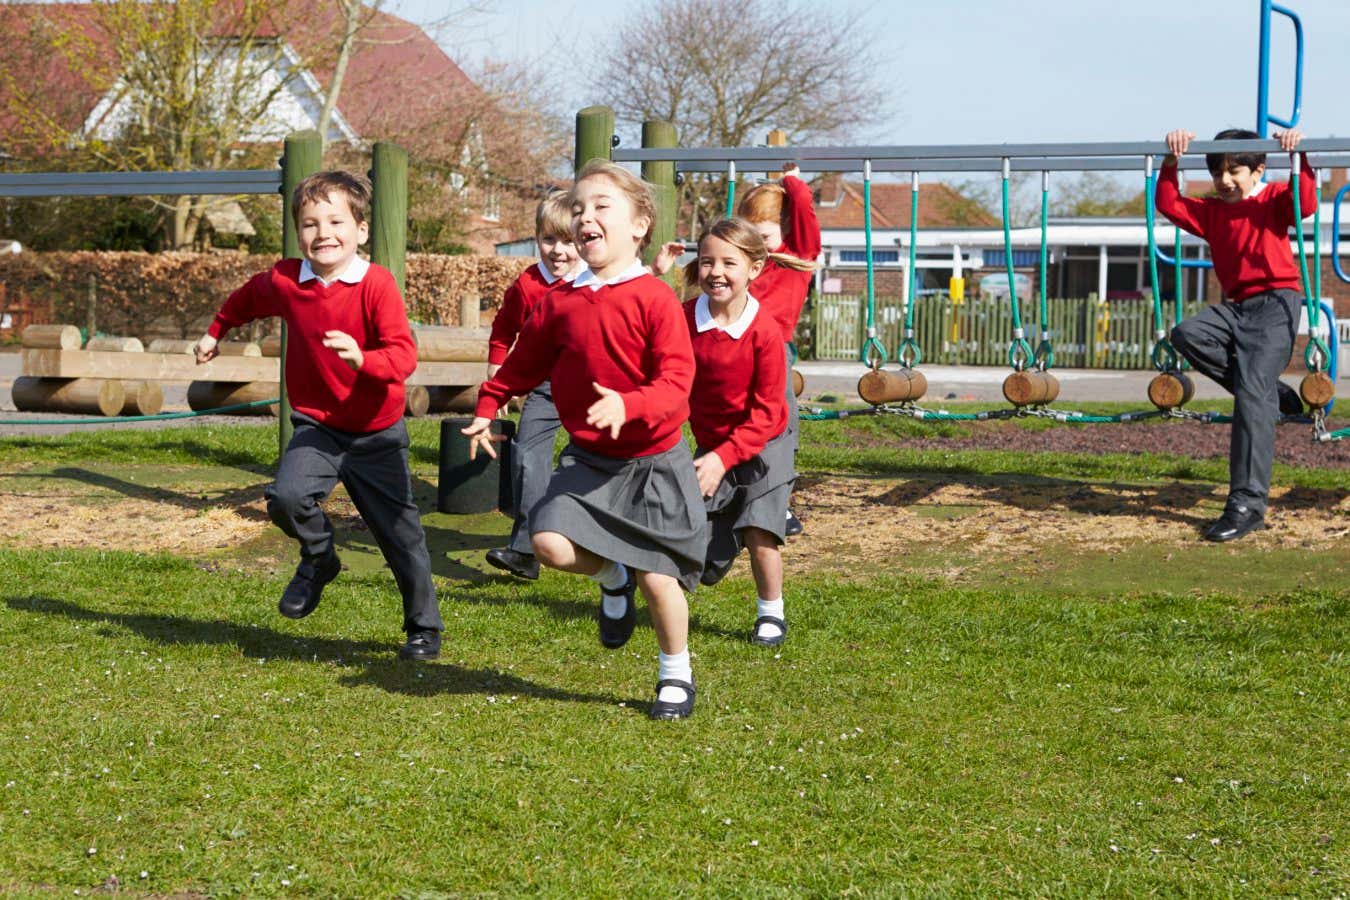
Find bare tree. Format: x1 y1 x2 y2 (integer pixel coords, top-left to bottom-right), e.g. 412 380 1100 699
588 0 890 233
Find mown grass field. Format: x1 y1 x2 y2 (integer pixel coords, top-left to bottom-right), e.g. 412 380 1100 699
0 413 1346 896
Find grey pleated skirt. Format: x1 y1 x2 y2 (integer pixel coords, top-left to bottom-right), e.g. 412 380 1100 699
531 440 707 591
702 426 797 577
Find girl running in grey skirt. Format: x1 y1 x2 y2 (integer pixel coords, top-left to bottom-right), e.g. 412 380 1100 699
463 161 705 721
682 219 795 647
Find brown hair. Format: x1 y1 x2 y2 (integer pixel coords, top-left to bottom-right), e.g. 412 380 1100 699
290 170 372 227
737 181 785 224
535 190 573 241
571 160 657 250
682 217 815 291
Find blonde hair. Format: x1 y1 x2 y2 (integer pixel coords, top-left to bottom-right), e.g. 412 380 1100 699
535 191 573 241
682 217 815 291
571 160 657 250
737 181 784 225
291 170 371 227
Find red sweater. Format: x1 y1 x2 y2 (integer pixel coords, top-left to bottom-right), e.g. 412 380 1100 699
1155 158 1316 301
749 174 821 343
488 263 563 365
475 269 694 458
207 258 416 432
685 296 788 469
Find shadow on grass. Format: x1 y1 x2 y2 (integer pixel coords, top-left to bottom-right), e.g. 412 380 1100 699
5 595 632 708
52 466 272 521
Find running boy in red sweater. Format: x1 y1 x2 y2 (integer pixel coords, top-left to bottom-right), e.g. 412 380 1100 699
1156 128 1314 542
194 170 442 659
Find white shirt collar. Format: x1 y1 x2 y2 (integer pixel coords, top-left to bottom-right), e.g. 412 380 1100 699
694 293 760 340
300 255 370 286
571 259 648 292
536 261 581 285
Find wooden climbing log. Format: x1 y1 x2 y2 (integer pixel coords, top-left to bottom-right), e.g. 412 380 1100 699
405 385 430 417
426 385 478 414
1147 371 1194 410
12 376 125 416
186 381 279 416
1300 372 1335 409
259 335 282 357
21 348 278 382
460 294 480 328
858 367 927 405
791 368 804 398
119 380 163 416
411 328 490 362
149 339 260 356
85 335 144 353
21 324 81 349
1002 370 1060 406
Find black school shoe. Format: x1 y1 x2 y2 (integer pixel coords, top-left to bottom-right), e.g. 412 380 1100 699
751 615 787 648
485 547 540 580
1278 382 1304 417
278 549 341 619
785 510 804 537
1203 506 1266 543
398 629 441 661
598 572 637 649
649 678 696 720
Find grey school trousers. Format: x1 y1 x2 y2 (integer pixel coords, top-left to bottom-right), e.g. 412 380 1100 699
507 382 561 554
266 413 442 634
1169 289 1300 516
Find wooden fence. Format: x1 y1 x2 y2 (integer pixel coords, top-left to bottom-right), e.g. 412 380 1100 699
813 294 1204 369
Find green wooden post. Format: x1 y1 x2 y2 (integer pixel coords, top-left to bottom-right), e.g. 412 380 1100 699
278 130 322 459
574 106 614 174
640 119 678 278
368 142 408 294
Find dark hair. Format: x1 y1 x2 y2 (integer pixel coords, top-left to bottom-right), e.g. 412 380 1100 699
290 170 372 227
1206 128 1265 175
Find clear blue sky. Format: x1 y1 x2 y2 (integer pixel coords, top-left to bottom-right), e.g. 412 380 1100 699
389 0 1350 145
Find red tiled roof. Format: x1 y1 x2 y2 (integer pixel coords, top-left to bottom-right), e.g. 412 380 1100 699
813 175 998 229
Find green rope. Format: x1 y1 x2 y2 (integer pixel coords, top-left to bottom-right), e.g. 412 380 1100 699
1144 159 1179 372
0 398 279 426
724 161 736 218
1321 426 1349 441
859 160 886 367
896 172 922 366
1033 171 1054 370
1173 217 1189 371
1000 159 1033 369
1291 153 1330 371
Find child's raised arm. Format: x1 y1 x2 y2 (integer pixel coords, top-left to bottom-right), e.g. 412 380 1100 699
779 164 821 261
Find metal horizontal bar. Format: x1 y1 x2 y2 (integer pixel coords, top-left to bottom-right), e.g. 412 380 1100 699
662 154 1350 176
0 169 281 198
614 136 1350 164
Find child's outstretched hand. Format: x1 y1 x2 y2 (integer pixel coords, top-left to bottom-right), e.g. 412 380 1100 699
693 452 726 498
194 334 218 364
1164 129 1196 160
322 330 364 370
650 241 686 277
461 416 505 460
1273 129 1304 152
585 382 626 439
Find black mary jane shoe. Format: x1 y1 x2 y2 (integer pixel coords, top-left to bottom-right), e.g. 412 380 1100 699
278 549 341 619
1203 506 1266 543
649 678 696 720
598 573 637 649
751 615 787 648
785 510 804 537
485 547 540 580
398 629 441 661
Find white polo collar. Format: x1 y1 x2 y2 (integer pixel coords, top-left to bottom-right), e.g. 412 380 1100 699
537 261 582 285
300 255 370 286
694 293 760 340
571 259 648 292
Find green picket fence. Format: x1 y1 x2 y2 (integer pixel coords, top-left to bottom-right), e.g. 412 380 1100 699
813 294 1203 369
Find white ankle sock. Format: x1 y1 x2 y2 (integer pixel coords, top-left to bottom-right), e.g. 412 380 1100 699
657 649 692 702
756 597 785 638
591 561 629 617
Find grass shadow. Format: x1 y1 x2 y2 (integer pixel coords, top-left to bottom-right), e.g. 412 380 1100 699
51 465 271 520
5 594 624 707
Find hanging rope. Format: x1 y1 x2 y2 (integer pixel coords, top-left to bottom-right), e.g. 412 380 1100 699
724 160 737 218
897 171 923 367
1033 171 1054 370
1291 152 1331 372
1144 156 1181 372
1000 158 1033 370
859 159 886 368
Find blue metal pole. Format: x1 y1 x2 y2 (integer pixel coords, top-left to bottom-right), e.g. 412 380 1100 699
1256 0 1272 137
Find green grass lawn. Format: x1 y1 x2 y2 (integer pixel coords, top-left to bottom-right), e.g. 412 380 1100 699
0 417 1346 896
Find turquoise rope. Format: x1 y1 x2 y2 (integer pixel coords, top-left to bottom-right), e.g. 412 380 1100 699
0 398 279 426
1000 159 1033 369
1291 153 1330 370
859 161 886 367
896 172 922 366
1143 162 1179 372
1033 172 1054 370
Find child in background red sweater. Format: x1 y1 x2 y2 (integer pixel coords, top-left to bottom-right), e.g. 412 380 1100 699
194 170 442 660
